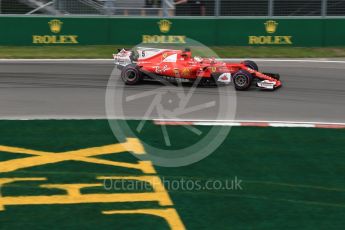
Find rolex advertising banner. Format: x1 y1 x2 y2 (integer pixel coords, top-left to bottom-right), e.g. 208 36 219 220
0 16 109 45
0 16 344 46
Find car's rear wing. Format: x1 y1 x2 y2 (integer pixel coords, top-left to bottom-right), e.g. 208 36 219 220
114 47 176 67
113 48 135 67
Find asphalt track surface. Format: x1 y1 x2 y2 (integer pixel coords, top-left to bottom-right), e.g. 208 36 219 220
0 59 344 123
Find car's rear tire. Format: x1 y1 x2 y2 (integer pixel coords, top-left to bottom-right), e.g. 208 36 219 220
233 70 253 91
121 64 142 85
243 60 259 71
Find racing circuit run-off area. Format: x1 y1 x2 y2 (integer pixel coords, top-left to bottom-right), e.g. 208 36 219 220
1 1 345 229
0 120 345 229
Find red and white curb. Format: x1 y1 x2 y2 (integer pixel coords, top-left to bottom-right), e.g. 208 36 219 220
154 120 345 129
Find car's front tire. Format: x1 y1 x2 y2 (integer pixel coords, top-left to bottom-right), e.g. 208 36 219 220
233 70 253 91
121 64 142 85
243 60 259 71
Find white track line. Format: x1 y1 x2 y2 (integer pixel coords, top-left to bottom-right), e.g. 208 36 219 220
154 119 345 129
0 116 344 128
0 116 107 120
0 116 343 125
153 118 345 125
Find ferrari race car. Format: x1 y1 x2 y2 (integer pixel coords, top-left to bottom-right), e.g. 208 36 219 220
113 47 281 90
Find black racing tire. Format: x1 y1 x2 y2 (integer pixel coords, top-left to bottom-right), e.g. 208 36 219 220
233 70 253 91
121 64 142 85
243 60 259 71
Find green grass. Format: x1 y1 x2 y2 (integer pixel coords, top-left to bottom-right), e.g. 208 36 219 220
1 45 345 58
0 120 345 229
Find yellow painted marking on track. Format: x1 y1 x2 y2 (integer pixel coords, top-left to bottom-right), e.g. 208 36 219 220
41 183 102 197
98 176 173 206
103 208 186 230
0 138 155 174
0 178 47 211
0 138 186 230
0 178 172 208
1 188 170 207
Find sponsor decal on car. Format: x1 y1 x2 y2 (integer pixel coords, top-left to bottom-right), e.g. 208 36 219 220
155 65 170 74
181 67 191 77
217 73 232 84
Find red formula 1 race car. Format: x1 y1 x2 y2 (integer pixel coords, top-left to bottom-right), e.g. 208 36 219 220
113 47 281 90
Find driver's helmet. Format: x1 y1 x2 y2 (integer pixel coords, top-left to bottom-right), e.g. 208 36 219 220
194 56 203 62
